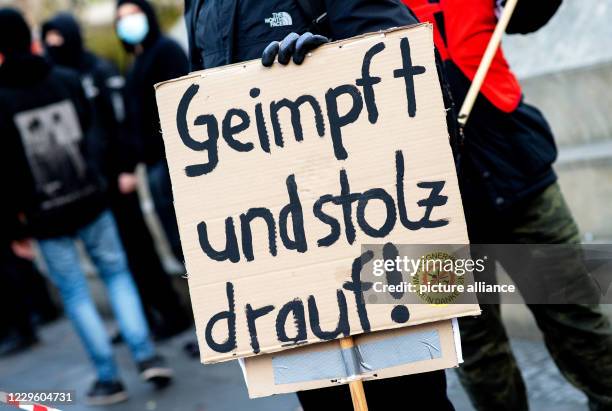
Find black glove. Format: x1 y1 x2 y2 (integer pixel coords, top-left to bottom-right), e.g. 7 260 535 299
498 0 563 34
262 32 329 67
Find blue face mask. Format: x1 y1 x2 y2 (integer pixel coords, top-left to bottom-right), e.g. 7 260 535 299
117 13 149 45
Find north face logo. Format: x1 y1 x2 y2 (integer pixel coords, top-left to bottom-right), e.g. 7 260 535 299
265 12 292 27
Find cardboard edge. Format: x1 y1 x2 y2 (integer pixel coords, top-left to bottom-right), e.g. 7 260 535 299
154 72 201 91
451 317 464 364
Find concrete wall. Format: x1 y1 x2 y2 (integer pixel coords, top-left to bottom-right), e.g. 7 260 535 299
517 64 612 241
503 2 612 241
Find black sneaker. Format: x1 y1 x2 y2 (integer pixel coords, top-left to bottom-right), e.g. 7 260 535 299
138 355 173 388
110 330 123 345
154 318 192 342
0 334 39 357
86 380 128 406
183 341 200 358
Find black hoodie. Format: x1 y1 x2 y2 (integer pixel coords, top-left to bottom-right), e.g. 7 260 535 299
42 13 136 181
118 0 189 166
0 8 106 239
41 13 85 69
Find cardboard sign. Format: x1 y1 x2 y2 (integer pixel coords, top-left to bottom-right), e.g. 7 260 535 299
242 319 462 398
155 23 479 363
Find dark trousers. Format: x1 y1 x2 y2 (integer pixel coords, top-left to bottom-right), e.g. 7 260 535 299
146 160 184 263
109 187 189 336
0 246 37 340
297 370 454 411
458 182 612 411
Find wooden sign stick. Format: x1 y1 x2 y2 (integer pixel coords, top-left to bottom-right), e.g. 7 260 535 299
457 0 519 126
339 336 368 411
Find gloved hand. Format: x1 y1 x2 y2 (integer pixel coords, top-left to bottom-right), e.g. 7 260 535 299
262 32 329 67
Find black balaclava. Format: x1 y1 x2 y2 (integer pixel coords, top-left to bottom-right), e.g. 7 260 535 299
41 12 84 69
0 8 32 57
0 8 50 87
116 0 161 53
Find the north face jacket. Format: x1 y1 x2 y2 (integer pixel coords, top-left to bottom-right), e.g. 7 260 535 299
185 0 419 70
0 54 106 238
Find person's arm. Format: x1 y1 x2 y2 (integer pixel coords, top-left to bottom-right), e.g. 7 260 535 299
147 40 190 163
443 0 522 113
184 0 203 71
155 40 190 83
72 74 94 135
324 0 418 40
0 110 32 247
98 62 136 171
99 62 126 130
503 0 562 34
262 0 418 66
97 61 141 192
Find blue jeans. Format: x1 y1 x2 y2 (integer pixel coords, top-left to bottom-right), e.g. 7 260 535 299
38 210 155 382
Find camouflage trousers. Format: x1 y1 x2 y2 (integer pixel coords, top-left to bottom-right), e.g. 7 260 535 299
458 182 612 411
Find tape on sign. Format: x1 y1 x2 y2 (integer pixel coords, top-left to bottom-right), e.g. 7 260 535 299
272 329 441 385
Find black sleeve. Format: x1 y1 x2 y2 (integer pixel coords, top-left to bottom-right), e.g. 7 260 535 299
121 80 146 169
154 39 190 84
66 72 99 177
146 40 189 162
506 0 562 34
68 72 94 140
0 210 28 240
184 0 203 71
97 61 125 126
0 111 29 240
324 0 418 40
97 61 140 174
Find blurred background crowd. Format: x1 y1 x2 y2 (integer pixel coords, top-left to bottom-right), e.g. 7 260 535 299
1 1 611 410
3 0 184 69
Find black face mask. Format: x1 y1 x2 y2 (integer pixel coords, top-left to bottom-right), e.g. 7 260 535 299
45 44 79 68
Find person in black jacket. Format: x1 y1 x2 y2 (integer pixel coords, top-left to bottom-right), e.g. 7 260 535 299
0 173 58 358
184 1 455 410
0 243 38 356
427 2 612 410
116 0 188 264
41 12 190 341
0 8 172 405
0 238 59 357
186 0 419 70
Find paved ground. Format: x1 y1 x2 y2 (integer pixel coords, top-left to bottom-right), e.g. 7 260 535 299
0 320 589 411
446 339 588 411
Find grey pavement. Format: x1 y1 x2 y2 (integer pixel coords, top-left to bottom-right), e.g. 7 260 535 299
446 339 588 411
0 319 590 411
0 320 299 411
